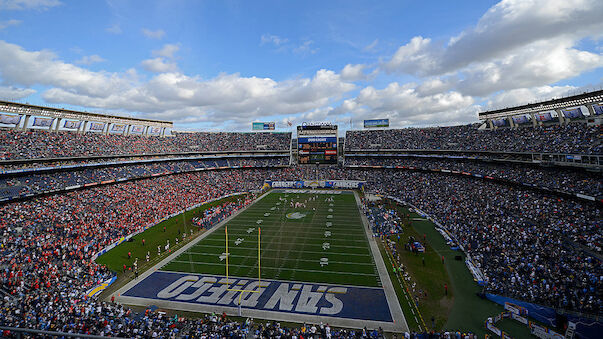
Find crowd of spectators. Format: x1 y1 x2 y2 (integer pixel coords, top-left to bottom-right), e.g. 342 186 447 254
0 129 291 160
0 157 288 200
191 199 252 230
259 166 601 313
0 169 270 336
359 169 602 315
0 140 600 336
366 202 404 236
345 124 602 154
345 156 602 198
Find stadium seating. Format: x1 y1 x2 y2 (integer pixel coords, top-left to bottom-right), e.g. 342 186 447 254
0 129 292 160
0 125 600 337
345 124 602 154
345 156 602 198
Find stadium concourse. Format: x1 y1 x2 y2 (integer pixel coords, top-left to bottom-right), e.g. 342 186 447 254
0 123 601 338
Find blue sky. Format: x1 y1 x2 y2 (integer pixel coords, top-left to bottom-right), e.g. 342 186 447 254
0 0 601 131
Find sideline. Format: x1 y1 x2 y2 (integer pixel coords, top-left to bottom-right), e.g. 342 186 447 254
354 191 409 332
102 190 270 299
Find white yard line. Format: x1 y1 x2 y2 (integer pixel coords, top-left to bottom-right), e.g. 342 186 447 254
199 234 368 242
189 242 370 250
170 260 376 276
182 252 375 265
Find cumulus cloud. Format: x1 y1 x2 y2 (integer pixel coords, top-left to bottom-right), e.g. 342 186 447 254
0 0 61 10
332 82 476 127
75 54 105 65
141 57 178 73
456 39 602 97
385 0 603 75
0 40 355 126
382 0 603 97
152 44 179 59
260 34 288 46
363 39 379 52
106 23 122 34
141 28 165 39
0 86 36 99
485 85 576 110
293 40 317 55
340 64 368 81
0 19 21 30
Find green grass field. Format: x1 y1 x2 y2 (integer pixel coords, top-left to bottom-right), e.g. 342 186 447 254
96 194 247 273
400 204 534 338
162 190 381 287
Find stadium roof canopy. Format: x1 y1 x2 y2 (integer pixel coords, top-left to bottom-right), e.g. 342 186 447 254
0 100 173 128
478 89 603 120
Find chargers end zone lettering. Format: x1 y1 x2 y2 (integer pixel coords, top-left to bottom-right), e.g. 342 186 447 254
123 271 393 322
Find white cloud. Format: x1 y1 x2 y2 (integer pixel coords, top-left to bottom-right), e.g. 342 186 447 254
75 54 105 65
293 40 317 55
141 28 165 40
0 41 133 98
260 34 288 46
152 44 179 59
363 39 379 52
382 0 603 97
331 82 476 127
0 19 21 30
141 57 178 73
0 0 61 10
0 86 36 99
341 64 369 82
485 85 575 110
0 41 355 126
456 39 603 96
106 23 122 34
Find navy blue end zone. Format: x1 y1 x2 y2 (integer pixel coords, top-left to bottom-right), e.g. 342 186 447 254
123 271 393 322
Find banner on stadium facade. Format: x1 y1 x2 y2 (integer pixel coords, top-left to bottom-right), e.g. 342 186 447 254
492 118 509 127
269 180 364 189
32 117 53 127
534 112 553 122
593 104 603 115
111 124 126 132
252 122 275 131
511 115 531 124
148 126 162 135
364 119 389 128
63 120 82 129
562 107 583 119
297 136 337 143
89 122 105 131
0 114 21 125
130 125 144 133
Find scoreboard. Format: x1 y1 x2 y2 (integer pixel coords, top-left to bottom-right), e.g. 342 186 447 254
297 124 338 164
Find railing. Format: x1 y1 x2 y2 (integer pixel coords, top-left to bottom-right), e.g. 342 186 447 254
343 149 602 169
0 327 118 338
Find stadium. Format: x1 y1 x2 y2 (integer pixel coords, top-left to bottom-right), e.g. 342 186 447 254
0 1 602 338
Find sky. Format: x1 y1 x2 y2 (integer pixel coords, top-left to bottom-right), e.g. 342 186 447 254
0 0 602 132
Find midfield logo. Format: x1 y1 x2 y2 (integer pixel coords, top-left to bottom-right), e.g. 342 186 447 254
286 212 307 219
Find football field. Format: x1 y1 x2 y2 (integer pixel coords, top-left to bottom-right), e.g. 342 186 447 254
115 189 407 331
162 190 380 287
